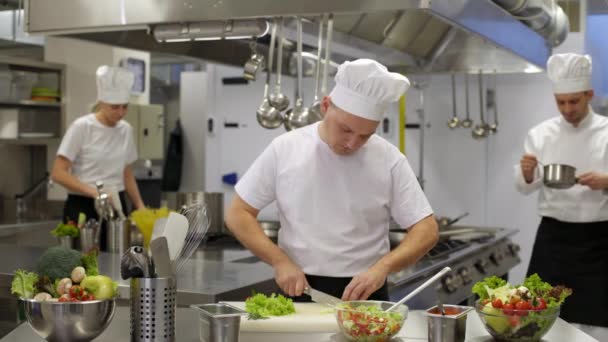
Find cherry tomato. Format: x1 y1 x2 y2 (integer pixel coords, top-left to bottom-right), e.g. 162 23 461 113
534 298 547 311
58 296 69 302
502 303 515 315
491 298 503 308
69 285 84 300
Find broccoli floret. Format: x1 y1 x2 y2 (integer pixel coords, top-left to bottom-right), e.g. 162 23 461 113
36 246 82 280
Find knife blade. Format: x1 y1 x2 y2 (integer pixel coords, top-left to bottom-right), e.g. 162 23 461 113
303 287 342 307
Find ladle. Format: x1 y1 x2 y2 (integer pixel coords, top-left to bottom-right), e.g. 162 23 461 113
386 267 452 312
268 17 290 111
489 71 499 134
459 74 473 128
285 18 313 131
472 71 490 140
447 74 460 129
256 19 284 129
309 14 332 120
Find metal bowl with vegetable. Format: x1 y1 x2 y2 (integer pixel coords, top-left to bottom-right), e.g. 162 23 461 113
472 274 572 342
335 301 408 341
21 298 116 342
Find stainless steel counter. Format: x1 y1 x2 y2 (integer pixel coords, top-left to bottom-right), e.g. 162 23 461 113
0 305 598 342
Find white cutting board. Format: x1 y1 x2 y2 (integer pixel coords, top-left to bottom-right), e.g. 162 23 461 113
224 302 340 333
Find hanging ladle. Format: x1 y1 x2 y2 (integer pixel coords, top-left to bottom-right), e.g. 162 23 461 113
268 17 290 112
256 19 284 129
386 267 452 312
285 17 313 131
309 14 332 120
459 73 473 128
447 74 460 129
472 71 489 140
489 71 499 134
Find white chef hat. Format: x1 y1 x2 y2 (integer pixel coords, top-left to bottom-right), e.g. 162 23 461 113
547 53 592 94
96 65 134 104
328 59 410 121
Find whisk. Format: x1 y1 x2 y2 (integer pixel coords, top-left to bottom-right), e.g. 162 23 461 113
173 201 210 272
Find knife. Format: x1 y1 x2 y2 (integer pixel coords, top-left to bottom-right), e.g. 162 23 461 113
303 287 342 307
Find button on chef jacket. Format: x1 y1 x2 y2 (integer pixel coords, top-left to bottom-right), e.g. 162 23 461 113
514 109 608 222
235 122 433 277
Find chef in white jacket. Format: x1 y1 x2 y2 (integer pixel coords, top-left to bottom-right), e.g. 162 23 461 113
515 53 608 335
226 59 439 301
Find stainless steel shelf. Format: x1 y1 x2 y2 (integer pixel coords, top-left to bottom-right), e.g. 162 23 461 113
0 100 61 108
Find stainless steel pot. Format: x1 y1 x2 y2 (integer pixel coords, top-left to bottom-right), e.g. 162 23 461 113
259 220 279 240
162 191 228 236
543 163 578 189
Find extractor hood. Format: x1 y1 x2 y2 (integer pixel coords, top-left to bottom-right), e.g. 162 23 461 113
22 0 567 74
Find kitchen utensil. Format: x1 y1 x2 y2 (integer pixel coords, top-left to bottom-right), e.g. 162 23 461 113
106 218 131 254
459 74 473 128
151 217 167 242
80 219 99 253
268 17 290 112
437 212 469 230
108 188 125 220
57 236 73 249
386 266 452 312
426 304 473 342
256 19 284 129
304 286 343 307
150 236 174 277
309 14 331 120
21 298 116 342
543 162 578 189
125 245 150 278
243 40 265 81
472 71 490 140
120 249 145 279
285 17 316 131
191 303 248 342
130 277 176 342
163 212 189 261
447 74 460 129
203 192 226 236
259 220 280 240
174 201 210 272
437 300 446 316
489 71 499 134
335 301 408 341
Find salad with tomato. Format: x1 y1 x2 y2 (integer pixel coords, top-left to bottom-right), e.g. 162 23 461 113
335 302 405 342
473 274 572 341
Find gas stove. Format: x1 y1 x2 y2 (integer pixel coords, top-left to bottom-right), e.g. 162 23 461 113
387 226 520 310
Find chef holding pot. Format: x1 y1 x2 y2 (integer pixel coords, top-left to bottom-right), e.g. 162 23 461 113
226 59 439 302
51 65 145 250
515 53 608 336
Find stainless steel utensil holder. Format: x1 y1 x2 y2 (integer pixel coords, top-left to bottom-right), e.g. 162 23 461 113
107 218 131 253
130 277 176 342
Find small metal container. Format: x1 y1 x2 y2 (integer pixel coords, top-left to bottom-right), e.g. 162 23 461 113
543 163 577 189
130 277 176 342
79 220 99 253
190 303 247 342
425 304 473 342
107 218 131 253
57 236 73 249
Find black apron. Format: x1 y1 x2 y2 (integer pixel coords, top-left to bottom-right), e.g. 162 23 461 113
63 192 128 251
526 216 608 326
286 274 389 303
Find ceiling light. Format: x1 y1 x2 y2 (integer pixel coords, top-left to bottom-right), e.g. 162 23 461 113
153 19 269 43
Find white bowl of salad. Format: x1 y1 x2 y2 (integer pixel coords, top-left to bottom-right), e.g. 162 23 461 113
473 274 572 341
335 300 407 342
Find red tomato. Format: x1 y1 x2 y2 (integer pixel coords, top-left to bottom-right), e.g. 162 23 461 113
58 296 69 302
502 303 515 315
492 298 503 308
514 301 530 316
508 315 521 327
534 298 547 311
69 285 84 300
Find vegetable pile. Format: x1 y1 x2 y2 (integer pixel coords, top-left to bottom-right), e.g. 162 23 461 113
335 303 404 342
11 247 118 302
473 274 572 340
244 293 295 319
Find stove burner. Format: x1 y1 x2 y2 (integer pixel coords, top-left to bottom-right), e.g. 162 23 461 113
425 239 469 259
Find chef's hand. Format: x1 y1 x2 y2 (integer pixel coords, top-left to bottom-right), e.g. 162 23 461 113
520 153 538 183
342 265 389 301
577 172 608 190
274 260 308 297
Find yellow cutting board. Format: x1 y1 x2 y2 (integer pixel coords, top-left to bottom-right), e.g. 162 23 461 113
223 301 340 333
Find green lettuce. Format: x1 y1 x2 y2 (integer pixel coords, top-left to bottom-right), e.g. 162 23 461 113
245 293 295 318
50 222 79 238
472 276 507 300
81 249 99 276
11 269 39 299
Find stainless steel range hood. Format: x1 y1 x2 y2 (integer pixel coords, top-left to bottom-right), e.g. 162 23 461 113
23 0 562 73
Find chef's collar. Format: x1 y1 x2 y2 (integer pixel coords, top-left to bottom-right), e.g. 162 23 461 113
559 105 595 130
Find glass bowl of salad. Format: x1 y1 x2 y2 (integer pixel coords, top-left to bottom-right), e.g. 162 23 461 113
472 274 572 342
335 300 408 341
476 301 560 341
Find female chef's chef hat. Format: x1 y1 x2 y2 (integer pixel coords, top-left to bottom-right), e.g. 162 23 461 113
328 59 410 121
96 65 135 104
547 53 592 94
